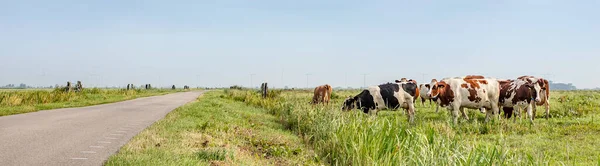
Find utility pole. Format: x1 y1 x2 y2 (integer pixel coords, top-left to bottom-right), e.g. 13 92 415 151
250 74 256 89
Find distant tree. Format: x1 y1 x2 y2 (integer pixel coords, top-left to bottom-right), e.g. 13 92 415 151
549 81 577 90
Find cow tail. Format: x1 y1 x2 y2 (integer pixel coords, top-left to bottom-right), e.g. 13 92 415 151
325 84 332 100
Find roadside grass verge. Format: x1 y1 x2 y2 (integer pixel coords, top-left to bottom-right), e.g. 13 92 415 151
0 88 184 116
106 91 319 166
224 89 600 165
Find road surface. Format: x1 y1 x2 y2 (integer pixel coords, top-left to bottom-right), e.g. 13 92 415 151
0 91 204 166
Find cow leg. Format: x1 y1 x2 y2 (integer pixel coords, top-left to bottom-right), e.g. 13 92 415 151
503 107 514 123
435 105 440 113
485 103 499 123
460 107 469 120
492 102 500 121
532 101 537 120
502 107 512 119
527 103 534 124
407 102 416 124
451 105 460 124
545 101 550 119
421 97 425 107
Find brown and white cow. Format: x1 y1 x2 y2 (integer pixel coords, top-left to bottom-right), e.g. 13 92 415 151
312 84 333 105
419 79 440 109
428 77 500 124
498 79 542 123
518 76 551 119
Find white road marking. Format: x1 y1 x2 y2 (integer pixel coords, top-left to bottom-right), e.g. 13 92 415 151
89 146 105 149
81 151 97 154
71 158 88 160
98 141 111 144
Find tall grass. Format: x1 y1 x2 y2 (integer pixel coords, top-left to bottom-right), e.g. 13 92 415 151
0 88 174 106
224 89 600 165
0 88 182 116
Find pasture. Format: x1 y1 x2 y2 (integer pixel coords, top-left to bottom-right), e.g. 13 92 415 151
0 88 185 116
108 89 600 165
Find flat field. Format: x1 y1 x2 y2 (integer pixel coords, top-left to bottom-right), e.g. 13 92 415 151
109 89 600 165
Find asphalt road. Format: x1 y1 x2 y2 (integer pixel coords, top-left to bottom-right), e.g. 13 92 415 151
0 91 204 166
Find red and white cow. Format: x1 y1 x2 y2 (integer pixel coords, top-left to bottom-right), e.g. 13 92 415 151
518 76 551 119
428 77 500 124
498 79 542 123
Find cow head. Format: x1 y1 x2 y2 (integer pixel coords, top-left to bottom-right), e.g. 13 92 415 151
430 79 438 86
420 84 431 91
527 81 543 103
341 96 358 111
535 78 549 101
427 81 447 98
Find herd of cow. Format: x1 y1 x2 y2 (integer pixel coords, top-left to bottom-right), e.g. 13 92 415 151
312 75 550 124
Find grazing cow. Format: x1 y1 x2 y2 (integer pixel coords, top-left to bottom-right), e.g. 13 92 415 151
428 77 500 124
395 79 420 104
312 84 333 105
498 79 542 123
341 82 417 123
518 76 551 119
75 81 83 92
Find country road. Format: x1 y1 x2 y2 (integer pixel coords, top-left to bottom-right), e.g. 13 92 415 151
0 91 204 166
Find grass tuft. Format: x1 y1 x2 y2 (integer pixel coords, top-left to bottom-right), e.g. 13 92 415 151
195 149 228 161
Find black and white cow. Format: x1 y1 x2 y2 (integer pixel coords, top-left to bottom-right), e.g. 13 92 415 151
341 82 418 123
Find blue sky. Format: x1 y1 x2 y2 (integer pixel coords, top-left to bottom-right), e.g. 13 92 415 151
1 0 599 88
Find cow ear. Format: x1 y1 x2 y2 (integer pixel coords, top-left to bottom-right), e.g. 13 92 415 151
395 80 401 83
438 84 445 88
